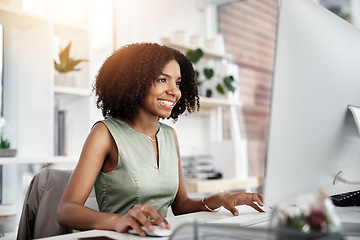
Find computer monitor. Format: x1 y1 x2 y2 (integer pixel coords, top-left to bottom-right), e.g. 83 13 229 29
264 0 360 207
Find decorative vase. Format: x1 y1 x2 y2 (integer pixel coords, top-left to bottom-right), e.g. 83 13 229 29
0 149 17 157
54 73 76 87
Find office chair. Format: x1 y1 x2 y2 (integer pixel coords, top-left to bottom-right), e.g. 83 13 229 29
16 167 73 240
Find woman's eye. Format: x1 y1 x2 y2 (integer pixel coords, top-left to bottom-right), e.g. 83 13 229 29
158 78 166 83
176 81 181 86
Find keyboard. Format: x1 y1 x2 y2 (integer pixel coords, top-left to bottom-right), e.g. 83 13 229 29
207 212 271 227
331 190 360 206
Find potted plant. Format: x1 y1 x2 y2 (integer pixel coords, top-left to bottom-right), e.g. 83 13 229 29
0 118 16 157
54 41 87 87
186 48 236 97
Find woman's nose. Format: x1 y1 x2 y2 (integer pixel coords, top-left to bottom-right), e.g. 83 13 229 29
167 82 181 96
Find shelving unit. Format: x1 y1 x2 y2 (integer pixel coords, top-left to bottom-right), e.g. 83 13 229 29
186 177 260 194
54 86 91 97
0 2 98 164
198 96 243 115
0 156 79 165
161 38 233 60
53 20 89 35
0 3 47 28
163 39 252 193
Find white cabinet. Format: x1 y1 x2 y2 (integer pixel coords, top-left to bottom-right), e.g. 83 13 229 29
0 3 98 164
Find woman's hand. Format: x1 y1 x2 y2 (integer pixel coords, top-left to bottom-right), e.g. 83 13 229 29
219 192 264 216
114 204 170 237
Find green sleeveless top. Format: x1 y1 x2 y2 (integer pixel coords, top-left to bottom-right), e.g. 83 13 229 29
94 117 179 217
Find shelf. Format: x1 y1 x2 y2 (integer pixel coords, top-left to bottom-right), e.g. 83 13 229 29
200 97 243 108
54 20 89 36
0 3 47 29
0 156 79 165
54 86 91 97
195 97 243 115
198 97 269 113
185 177 260 193
161 38 233 60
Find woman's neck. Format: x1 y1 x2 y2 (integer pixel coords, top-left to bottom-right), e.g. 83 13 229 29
125 115 159 137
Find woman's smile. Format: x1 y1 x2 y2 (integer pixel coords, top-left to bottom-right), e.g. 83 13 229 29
158 99 176 110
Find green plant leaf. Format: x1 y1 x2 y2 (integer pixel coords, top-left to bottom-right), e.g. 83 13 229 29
216 84 226 95
195 70 199 79
186 48 203 64
0 136 10 149
223 75 235 93
203 68 214 80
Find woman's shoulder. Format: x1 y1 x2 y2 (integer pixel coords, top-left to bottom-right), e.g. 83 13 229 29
101 117 123 123
96 117 126 128
159 122 177 136
159 121 173 131
87 121 115 149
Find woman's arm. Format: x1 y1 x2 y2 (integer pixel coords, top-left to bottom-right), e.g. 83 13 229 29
57 123 168 237
57 122 120 230
170 128 264 216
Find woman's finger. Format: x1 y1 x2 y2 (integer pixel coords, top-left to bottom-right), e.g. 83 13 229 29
250 202 265 213
252 193 264 207
128 205 153 233
257 193 264 203
142 204 169 229
124 215 146 237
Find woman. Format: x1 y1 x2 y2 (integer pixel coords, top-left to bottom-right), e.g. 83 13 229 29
57 43 264 237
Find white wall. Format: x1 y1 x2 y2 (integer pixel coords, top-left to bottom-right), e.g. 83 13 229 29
114 0 209 47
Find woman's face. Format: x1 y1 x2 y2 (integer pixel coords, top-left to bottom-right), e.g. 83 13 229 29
139 59 182 119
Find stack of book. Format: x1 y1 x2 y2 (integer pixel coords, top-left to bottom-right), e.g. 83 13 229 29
181 155 222 180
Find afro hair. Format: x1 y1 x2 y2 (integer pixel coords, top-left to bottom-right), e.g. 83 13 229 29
93 43 199 121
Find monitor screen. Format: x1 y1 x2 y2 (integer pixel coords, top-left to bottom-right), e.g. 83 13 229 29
264 0 360 207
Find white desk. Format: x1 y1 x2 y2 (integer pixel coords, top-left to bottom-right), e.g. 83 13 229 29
36 206 263 240
335 206 360 240
36 206 360 240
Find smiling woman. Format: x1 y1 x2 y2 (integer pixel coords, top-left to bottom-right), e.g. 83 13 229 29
57 42 265 238
139 60 182 120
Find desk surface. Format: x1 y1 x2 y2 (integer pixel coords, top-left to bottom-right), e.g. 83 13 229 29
37 206 265 240
185 177 261 193
37 206 360 240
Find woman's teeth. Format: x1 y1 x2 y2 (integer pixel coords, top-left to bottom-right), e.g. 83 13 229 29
159 100 174 107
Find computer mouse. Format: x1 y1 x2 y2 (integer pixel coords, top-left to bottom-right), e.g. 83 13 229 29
129 225 173 237
254 202 272 212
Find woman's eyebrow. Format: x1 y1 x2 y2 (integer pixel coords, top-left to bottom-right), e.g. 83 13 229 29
160 72 182 79
160 72 170 77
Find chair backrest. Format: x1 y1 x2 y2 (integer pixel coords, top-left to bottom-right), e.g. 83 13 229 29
16 168 73 240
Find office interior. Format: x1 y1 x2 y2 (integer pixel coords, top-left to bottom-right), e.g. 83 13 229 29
0 0 360 239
